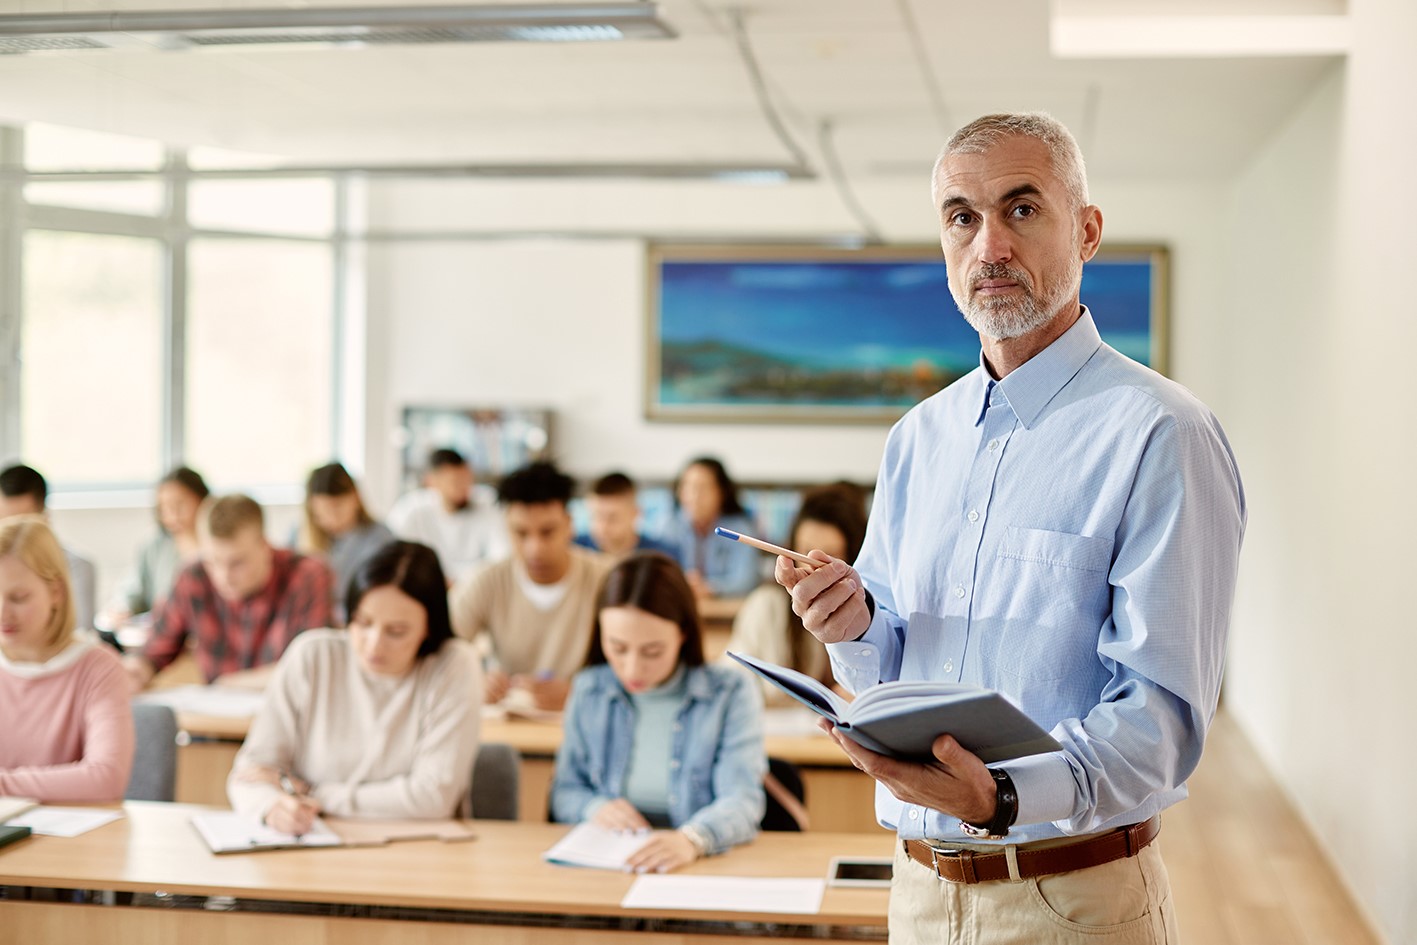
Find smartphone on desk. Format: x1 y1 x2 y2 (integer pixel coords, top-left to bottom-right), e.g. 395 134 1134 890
827 856 893 887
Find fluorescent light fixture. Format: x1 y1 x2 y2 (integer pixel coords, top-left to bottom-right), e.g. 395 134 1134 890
1051 13 1349 59
0 3 675 54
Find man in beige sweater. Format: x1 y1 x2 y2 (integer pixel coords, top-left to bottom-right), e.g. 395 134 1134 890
449 462 612 712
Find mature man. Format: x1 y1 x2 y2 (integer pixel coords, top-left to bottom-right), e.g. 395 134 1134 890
0 463 98 635
777 113 1246 943
388 448 509 584
123 494 333 690
573 471 677 560
450 461 612 711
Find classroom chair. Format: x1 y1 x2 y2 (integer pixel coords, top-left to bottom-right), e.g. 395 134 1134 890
761 756 809 831
469 742 520 820
125 703 179 802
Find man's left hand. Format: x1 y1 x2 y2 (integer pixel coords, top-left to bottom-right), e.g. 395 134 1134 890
821 719 998 824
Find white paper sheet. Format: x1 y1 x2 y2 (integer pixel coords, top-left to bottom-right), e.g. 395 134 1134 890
190 811 342 854
542 822 654 870
621 875 826 914
0 796 39 822
6 807 123 838
134 684 264 718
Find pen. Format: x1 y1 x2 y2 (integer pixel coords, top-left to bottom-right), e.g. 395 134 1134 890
713 526 826 569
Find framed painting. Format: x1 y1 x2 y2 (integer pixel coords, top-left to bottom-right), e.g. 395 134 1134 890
645 243 1168 424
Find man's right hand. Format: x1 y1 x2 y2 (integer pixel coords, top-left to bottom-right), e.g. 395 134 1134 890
120 654 155 694
774 553 871 644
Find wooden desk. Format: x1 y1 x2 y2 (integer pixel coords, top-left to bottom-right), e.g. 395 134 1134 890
0 801 890 943
174 705 880 833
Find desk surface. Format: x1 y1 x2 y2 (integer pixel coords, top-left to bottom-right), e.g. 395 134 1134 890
178 704 855 769
0 802 891 929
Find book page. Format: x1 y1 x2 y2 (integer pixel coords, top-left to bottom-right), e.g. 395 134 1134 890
726 652 849 719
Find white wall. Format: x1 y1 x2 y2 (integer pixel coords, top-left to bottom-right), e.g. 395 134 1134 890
1218 3 1417 940
360 175 1229 512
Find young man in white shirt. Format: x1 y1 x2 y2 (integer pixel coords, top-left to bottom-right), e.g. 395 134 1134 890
387 448 508 585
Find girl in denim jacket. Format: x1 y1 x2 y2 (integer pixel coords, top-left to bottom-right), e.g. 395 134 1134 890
551 552 766 872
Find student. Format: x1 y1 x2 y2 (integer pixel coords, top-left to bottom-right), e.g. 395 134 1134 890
450 461 612 711
123 494 334 690
227 541 482 835
661 457 759 599
0 516 134 802
0 463 98 634
387 448 508 584
551 553 765 873
725 485 868 705
573 471 677 560
109 466 209 623
297 462 395 622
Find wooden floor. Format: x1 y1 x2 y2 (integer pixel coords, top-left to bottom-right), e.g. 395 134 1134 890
1164 712 1382 945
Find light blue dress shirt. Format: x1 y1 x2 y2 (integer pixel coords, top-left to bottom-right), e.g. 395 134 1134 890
829 309 1246 845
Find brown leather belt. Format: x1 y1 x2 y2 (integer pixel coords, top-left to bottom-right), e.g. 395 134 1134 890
903 815 1161 885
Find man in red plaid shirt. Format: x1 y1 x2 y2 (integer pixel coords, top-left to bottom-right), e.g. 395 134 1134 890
122 494 333 690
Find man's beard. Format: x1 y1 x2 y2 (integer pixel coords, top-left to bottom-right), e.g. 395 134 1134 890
950 258 1080 341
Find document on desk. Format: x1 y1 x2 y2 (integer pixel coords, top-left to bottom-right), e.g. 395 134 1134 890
622 875 826 914
5 807 123 838
0 796 39 822
191 811 343 854
135 684 264 719
542 822 653 870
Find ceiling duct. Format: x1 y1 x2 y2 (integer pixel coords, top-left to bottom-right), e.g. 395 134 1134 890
0 3 676 54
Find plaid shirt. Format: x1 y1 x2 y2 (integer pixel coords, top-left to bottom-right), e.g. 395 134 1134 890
143 548 334 682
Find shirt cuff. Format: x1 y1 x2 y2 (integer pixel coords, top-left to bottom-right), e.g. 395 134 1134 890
825 608 892 694
1006 751 1078 829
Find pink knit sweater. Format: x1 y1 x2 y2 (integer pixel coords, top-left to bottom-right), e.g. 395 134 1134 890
0 640 135 802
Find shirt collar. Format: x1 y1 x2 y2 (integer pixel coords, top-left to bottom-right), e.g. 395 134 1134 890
972 306 1103 429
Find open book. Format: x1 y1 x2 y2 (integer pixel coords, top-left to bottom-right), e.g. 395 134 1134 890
727 651 1061 763
543 822 653 870
191 811 475 855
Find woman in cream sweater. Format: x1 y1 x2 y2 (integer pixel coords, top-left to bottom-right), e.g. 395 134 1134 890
228 541 482 835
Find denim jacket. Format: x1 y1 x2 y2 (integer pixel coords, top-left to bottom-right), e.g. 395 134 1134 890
661 512 762 597
550 662 766 855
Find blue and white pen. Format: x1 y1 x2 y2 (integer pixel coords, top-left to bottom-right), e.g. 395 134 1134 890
713 526 825 569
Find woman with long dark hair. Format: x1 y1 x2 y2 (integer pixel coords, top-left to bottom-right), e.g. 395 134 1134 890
551 552 765 872
228 541 481 835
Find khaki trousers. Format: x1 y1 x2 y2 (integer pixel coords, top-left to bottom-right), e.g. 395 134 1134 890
888 837 1178 944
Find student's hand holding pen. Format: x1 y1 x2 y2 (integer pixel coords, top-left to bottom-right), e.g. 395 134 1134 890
511 671 570 711
259 771 321 836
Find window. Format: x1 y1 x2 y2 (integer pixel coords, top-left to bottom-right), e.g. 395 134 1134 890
185 238 335 486
20 230 165 485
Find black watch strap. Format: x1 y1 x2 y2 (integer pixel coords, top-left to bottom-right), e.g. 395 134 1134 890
964 768 1018 839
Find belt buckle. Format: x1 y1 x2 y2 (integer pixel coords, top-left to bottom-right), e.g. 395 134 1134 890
927 845 965 882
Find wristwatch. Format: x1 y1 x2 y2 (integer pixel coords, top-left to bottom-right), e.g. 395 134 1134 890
958 768 1018 840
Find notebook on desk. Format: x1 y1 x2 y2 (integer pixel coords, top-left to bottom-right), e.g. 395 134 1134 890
0 796 39 822
191 811 476 854
0 824 32 850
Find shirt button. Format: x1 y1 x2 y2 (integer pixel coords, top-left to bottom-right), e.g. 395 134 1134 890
908 809 919 820
859 648 870 656
669 759 680 770
943 660 954 674
954 584 966 599
967 509 979 523
987 438 1000 452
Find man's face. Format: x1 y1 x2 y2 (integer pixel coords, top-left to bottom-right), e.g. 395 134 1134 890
427 464 474 512
0 494 42 519
200 525 274 602
934 135 1096 341
505 501 574 585
588 493 640 556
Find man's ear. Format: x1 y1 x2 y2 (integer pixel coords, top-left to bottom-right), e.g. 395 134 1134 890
1078 204 1104 263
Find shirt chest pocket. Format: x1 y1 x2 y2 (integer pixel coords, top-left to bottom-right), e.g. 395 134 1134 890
979 527 1114 683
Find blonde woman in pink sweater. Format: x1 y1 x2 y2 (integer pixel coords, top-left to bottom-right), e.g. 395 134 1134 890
0 516 134 802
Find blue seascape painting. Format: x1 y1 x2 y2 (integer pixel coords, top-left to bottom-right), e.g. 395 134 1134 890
650 246 1163 422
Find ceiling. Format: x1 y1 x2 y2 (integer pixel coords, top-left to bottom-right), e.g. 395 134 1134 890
0 0 1344 186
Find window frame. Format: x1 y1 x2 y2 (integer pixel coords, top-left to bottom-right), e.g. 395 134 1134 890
0 124 359 508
